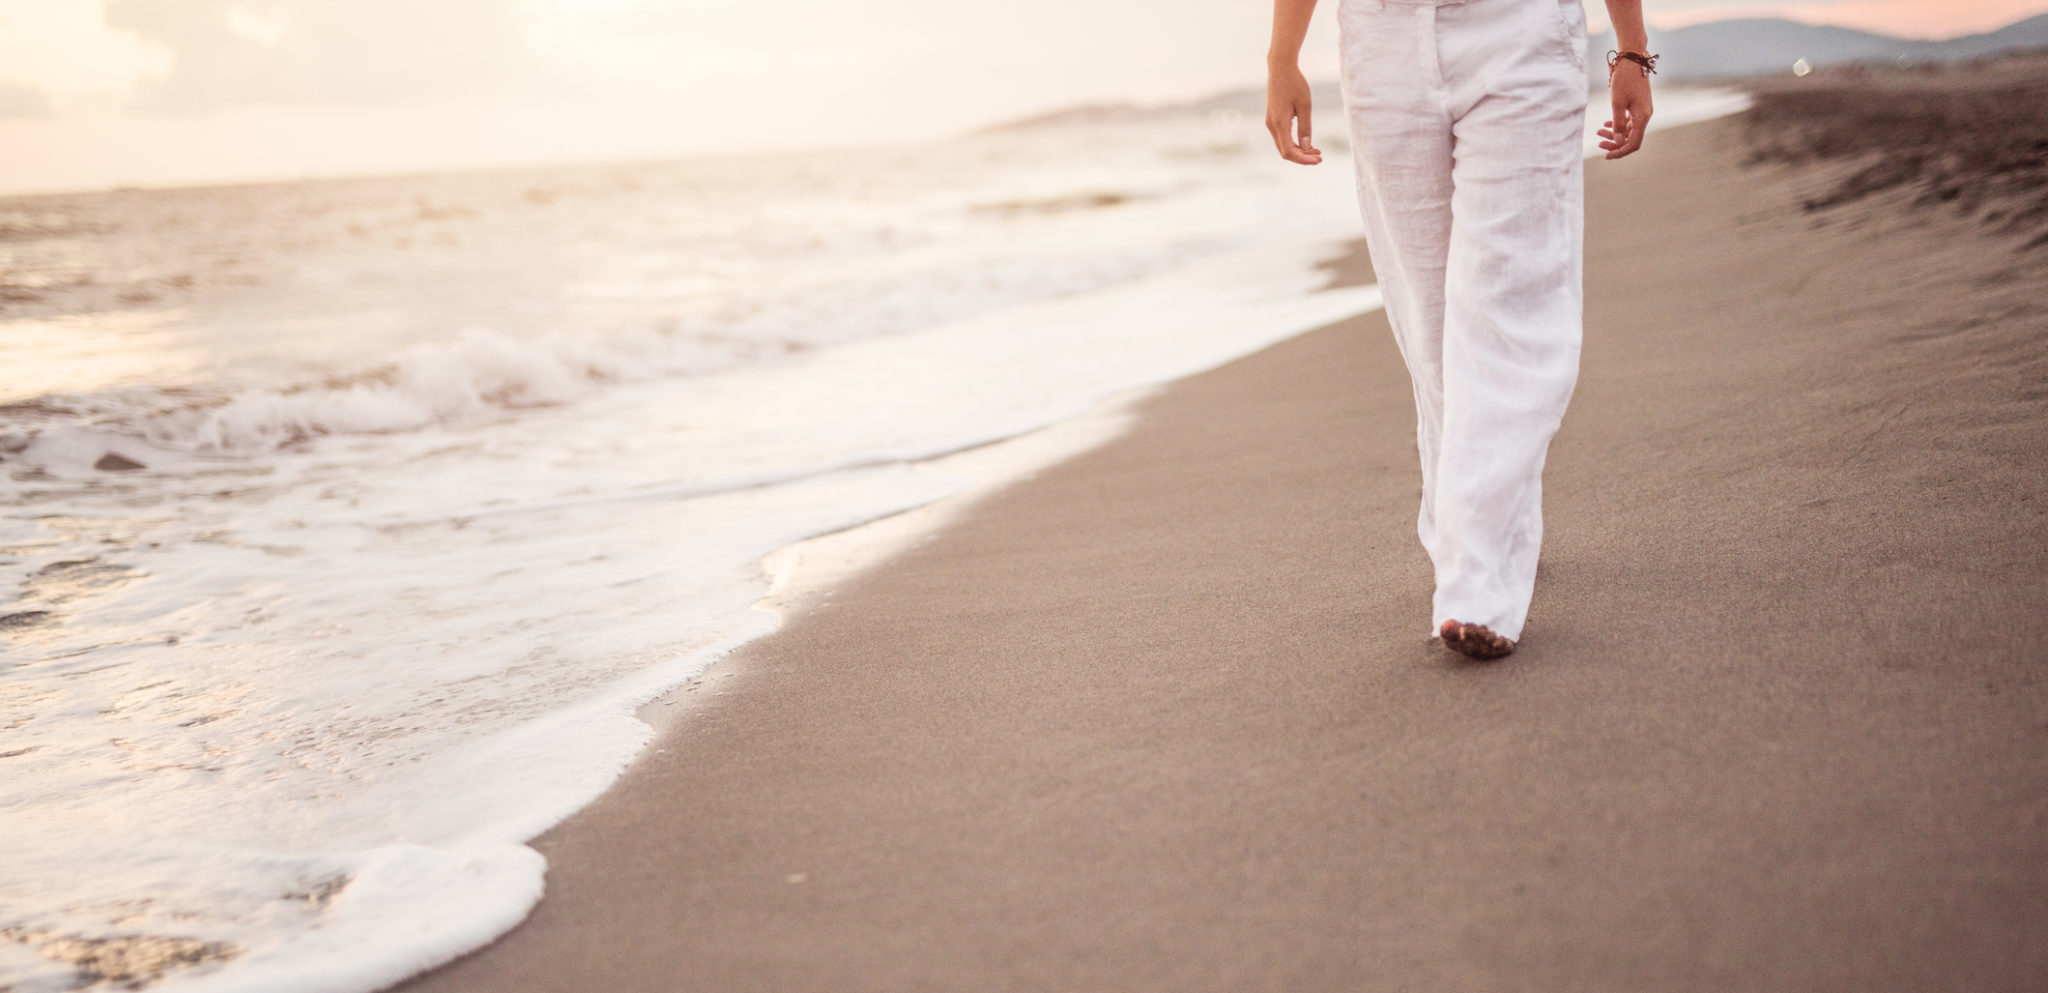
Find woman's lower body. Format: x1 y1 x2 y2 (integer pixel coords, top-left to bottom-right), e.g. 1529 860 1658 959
1338 0 1590 647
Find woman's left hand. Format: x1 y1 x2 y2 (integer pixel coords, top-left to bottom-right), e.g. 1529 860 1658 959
1599 63 1653 159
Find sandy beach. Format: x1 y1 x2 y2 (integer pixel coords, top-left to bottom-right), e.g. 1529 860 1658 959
393 86 2048 993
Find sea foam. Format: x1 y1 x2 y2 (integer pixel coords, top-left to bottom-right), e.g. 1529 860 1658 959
3 231 1376 992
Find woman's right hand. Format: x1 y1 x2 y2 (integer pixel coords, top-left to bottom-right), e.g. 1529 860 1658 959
1265 64 1322 165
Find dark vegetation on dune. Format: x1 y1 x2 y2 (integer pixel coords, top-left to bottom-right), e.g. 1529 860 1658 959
1741 61 2048 248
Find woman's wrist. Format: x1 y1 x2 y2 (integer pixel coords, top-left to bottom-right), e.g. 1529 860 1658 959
1606 50 1659 79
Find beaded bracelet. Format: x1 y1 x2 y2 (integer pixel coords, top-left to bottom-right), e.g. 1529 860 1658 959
1607 50 1660 78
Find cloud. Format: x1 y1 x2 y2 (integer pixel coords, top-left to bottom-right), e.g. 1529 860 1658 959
104 0 553 112
0 82 55 118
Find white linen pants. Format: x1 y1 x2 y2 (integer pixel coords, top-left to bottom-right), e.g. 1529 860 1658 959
1338 0 1588 642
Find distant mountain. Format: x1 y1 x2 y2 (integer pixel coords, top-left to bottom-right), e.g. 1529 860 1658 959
1941 12 2048 57
1591 12 2048 82
983 12 2048 132
980 82 1341 133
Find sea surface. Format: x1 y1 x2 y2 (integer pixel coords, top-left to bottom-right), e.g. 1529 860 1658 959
0 90 1745 992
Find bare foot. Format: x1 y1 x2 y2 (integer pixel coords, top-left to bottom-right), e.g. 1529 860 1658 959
1439 619 1516 660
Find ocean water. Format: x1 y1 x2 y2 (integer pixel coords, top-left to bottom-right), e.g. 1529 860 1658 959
0 90 1745 992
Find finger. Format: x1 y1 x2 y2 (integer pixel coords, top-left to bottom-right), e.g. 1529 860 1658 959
1622 114 1648 155
1297 109 1315 154
1620 103 1649 155
1286 113 1322 164
1267 117 1292 160
1605 108 1633 159
1277 130 1319 165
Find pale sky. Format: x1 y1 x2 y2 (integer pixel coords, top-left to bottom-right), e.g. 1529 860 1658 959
0 0 2040 195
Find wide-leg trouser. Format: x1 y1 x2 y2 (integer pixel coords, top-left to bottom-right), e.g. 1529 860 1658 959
1338 0 1589 642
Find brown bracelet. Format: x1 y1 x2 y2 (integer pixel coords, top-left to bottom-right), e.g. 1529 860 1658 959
1607 50 1660 78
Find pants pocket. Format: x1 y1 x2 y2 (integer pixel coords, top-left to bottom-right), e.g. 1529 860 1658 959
1553 0 1587 70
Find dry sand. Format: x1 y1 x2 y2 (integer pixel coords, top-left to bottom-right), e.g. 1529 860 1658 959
394 108 2048 992
1742 52 2048 247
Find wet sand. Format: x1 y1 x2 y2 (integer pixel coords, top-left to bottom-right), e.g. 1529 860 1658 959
394 109 2048 992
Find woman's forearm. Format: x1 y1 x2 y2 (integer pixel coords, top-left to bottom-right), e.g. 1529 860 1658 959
1604 0 1649 54
1265 0 1323 164
1269 0 1320 69
1599 0 1654 158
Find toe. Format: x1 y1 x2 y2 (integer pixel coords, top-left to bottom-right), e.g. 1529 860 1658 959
1437 620 1515 660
